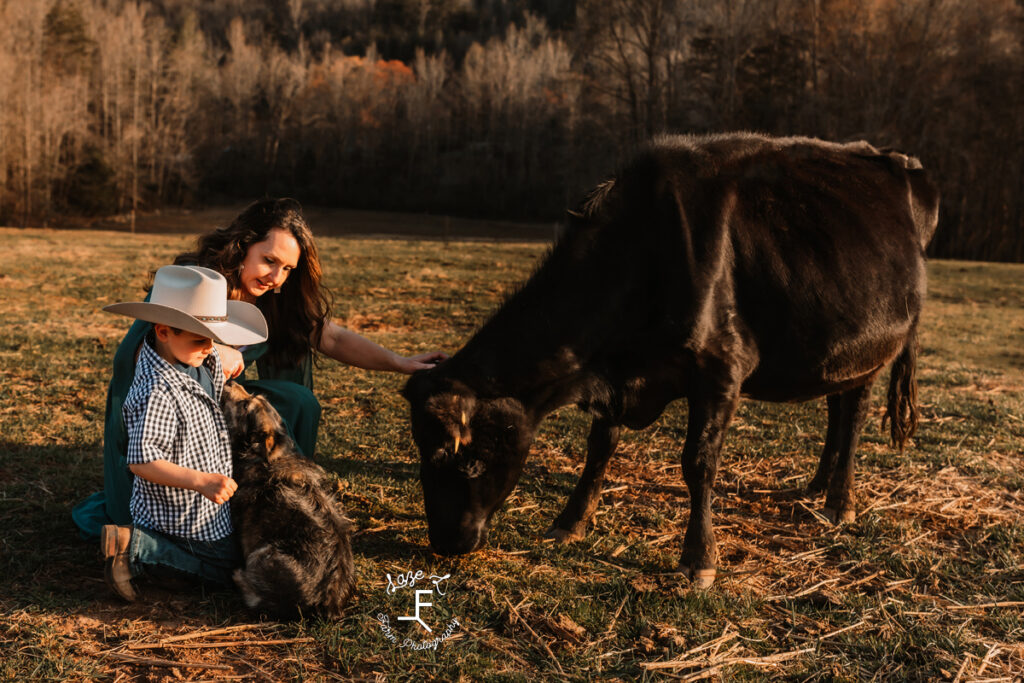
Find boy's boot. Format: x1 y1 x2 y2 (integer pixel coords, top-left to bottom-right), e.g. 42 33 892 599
101 525 137 601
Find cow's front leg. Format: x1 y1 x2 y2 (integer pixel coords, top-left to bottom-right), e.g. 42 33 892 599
680 389 739 588
823 381 874 524
807 393 841 494
546 418 620 543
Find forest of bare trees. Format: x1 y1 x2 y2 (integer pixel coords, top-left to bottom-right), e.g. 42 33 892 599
1 0 1022 260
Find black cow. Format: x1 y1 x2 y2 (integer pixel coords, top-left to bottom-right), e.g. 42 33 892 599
403 133 939 587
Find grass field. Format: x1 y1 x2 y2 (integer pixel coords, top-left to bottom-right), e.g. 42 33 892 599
1 227 1022 682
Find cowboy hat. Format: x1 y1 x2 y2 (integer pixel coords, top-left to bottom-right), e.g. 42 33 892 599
104 265 268 346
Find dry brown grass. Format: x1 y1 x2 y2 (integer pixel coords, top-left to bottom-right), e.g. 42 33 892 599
1 229 1022 681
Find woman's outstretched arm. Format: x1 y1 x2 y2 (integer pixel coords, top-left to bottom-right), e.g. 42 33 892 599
317 320 447 373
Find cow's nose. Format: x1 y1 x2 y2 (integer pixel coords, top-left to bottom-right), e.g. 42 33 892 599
430 522 486 556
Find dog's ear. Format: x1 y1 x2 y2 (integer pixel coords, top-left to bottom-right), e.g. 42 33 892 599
249 395 284 459
258 430 275 458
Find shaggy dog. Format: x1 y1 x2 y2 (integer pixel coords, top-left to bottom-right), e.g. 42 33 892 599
221 382 355 619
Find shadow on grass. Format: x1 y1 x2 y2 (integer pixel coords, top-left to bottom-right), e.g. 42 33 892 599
0 442 251 619
0 442 107 605
1000 348 1024 370
327 457 419 483
355 529 435 564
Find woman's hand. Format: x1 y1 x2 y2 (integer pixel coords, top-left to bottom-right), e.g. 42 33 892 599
214 343 245 380
394 351 449 374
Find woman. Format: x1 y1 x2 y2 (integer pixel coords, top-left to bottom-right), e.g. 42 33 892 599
73 198 445 538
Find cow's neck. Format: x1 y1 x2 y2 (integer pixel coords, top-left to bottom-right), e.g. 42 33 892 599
448 238 624 418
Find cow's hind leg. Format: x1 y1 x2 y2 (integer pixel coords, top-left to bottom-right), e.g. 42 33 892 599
680 389 739 589
546 418 620 543
807 394 842 494
822 382 874 525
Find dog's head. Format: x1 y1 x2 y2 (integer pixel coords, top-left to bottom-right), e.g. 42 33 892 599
222 382 287 464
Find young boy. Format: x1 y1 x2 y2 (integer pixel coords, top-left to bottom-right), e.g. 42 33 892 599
100 265 268 601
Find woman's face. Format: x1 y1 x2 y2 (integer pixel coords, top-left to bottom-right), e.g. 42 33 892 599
239 228 302 300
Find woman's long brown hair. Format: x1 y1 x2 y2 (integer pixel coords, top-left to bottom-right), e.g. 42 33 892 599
174 198 332 370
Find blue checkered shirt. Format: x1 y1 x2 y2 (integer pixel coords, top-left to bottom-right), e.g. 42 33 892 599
123 338 233 541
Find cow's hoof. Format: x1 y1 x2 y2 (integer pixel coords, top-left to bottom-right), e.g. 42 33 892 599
683 566 716 589
544 526 584 544
822 506 856 525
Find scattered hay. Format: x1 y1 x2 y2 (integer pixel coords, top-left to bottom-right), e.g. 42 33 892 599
3 230 1023 680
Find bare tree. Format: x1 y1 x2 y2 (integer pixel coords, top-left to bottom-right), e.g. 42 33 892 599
260 45 305 187
221 18 263 140
460 14 578 209
405 48 450 168
576 0 690 140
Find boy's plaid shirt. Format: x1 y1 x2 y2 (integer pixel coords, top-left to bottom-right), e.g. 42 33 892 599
123 337 233 541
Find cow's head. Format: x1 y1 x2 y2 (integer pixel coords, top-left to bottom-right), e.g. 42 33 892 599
402 370 534 555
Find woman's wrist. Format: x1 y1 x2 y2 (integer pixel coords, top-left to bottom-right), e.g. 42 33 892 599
388 352 409 373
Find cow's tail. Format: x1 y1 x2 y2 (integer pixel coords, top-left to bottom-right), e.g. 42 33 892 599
882 324 920 452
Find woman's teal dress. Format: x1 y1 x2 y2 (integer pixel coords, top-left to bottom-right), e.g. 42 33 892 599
71 318 320 539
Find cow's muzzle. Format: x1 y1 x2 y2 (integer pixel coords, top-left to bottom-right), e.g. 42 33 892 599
429 516 488 556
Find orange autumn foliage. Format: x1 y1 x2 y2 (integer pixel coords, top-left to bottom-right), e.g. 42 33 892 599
374 59 414 87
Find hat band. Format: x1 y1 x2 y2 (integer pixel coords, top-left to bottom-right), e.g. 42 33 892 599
194 314 229 322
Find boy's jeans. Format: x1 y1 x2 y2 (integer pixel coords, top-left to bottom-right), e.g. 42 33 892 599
130 525 240 587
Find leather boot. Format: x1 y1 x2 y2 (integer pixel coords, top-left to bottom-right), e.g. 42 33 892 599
101 525 137 602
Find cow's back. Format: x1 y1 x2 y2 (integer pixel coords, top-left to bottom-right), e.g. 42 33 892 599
610 134 936 402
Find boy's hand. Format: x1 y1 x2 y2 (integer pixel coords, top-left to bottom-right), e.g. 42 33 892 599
130 460 239 505
198 473 238 505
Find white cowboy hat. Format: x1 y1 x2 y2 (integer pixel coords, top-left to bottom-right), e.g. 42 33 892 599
104 265 268 346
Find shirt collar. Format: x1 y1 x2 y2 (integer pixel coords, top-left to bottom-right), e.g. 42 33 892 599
139 336 224 400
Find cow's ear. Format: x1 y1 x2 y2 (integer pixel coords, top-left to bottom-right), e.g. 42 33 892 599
401 372 425 403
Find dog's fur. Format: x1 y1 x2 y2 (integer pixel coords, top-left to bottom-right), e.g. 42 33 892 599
222 382 355 620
